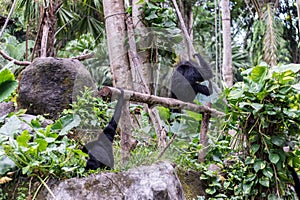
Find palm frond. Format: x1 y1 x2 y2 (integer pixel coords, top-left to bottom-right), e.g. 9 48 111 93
262 3 278 67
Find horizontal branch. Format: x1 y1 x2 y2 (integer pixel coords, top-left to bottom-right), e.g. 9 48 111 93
0 50 95 66
0 50 31 66
100 86 225 117
70 52 95 61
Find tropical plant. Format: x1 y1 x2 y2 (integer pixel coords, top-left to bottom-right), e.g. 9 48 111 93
174 63 300 199
0 114 86 179
0 68 18 102
223 63 300 198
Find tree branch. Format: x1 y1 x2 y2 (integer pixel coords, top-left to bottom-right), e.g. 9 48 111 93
0 50 94 66
99 86 225 117
70 52 95 61
0 0 17 40
0 50 31 66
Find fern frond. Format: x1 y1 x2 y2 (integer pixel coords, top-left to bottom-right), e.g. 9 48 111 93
262 3 278 67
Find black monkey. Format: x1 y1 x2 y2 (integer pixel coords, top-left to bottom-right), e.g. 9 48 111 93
83 89 124 170
288 165 300 199
170 58 212 103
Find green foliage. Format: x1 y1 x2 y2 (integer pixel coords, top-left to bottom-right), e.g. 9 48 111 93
62 87 111 129
57 35 111 87
57 33 96 58
138 0 182 58
249 6 290 66
0 69 18 102
223 63 300 198
174 63 300 199
0 114 86 178
0 188 8 200
0 33 34 68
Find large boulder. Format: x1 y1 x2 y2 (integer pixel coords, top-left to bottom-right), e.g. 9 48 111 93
17 57 97 118
37 161 185 200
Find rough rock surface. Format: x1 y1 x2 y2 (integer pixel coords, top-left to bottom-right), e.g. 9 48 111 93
0 102 14 118
37 161 185 200
17 57 96 118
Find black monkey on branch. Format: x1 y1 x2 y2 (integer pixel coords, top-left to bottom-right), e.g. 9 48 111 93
170 53 213 103
83 89 124 170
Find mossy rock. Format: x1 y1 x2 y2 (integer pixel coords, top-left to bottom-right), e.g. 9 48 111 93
17 57 97 119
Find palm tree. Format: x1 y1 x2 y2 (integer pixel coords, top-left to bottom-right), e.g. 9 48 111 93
16 0 105 59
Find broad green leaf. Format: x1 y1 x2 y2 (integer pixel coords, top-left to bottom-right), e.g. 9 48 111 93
244 173 256 182
269 152 280 164
273 64 300 73
59 115 81 135
245 157 255 165
283 108 298 118
228 88 245 100
249 65 268 83
0 155 15 175
0 69 18 102
254 160 266 172
0 69 15 84
0 115 23 137
17 130 31 147
262 167 273 179
259 177 269 187
224 181 230 189
136 0 145 4
35 138 48 152
242 182 253 195
271 136 285 146
205 188 216 195
250 144 260 154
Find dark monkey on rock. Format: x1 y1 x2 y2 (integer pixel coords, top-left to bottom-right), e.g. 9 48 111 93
83 89 124 170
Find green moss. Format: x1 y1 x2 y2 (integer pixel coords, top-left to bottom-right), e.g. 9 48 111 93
176 168 207 200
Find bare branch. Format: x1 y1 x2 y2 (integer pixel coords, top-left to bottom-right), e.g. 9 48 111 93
0 50 31 66
158 133 177 159
100 86 225 117
70 52 95 61
0 50 94 66
0 0 17 40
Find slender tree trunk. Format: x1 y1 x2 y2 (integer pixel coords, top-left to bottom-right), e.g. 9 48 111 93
0 0 17 40
32 1 60 58
296 0 300 36
198 103 211 162
102 0 133 164
221 0 233 87
131 0 166 148
132 0 153 92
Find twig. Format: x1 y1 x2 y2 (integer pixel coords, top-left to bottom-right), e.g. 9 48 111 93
0 0 17 40
70 52 95 61
36 175 57 200
158 133 177 159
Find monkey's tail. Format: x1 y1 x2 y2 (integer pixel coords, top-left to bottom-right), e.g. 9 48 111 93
288 165 300 199
112 88 124 125
103 88 124 142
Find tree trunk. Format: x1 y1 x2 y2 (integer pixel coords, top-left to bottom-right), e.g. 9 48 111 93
221 0 233 87
132 0 153 92
32 1 60 59
131 0 166 148
102 0 133 164
296 0 300 37
198 103 211 162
